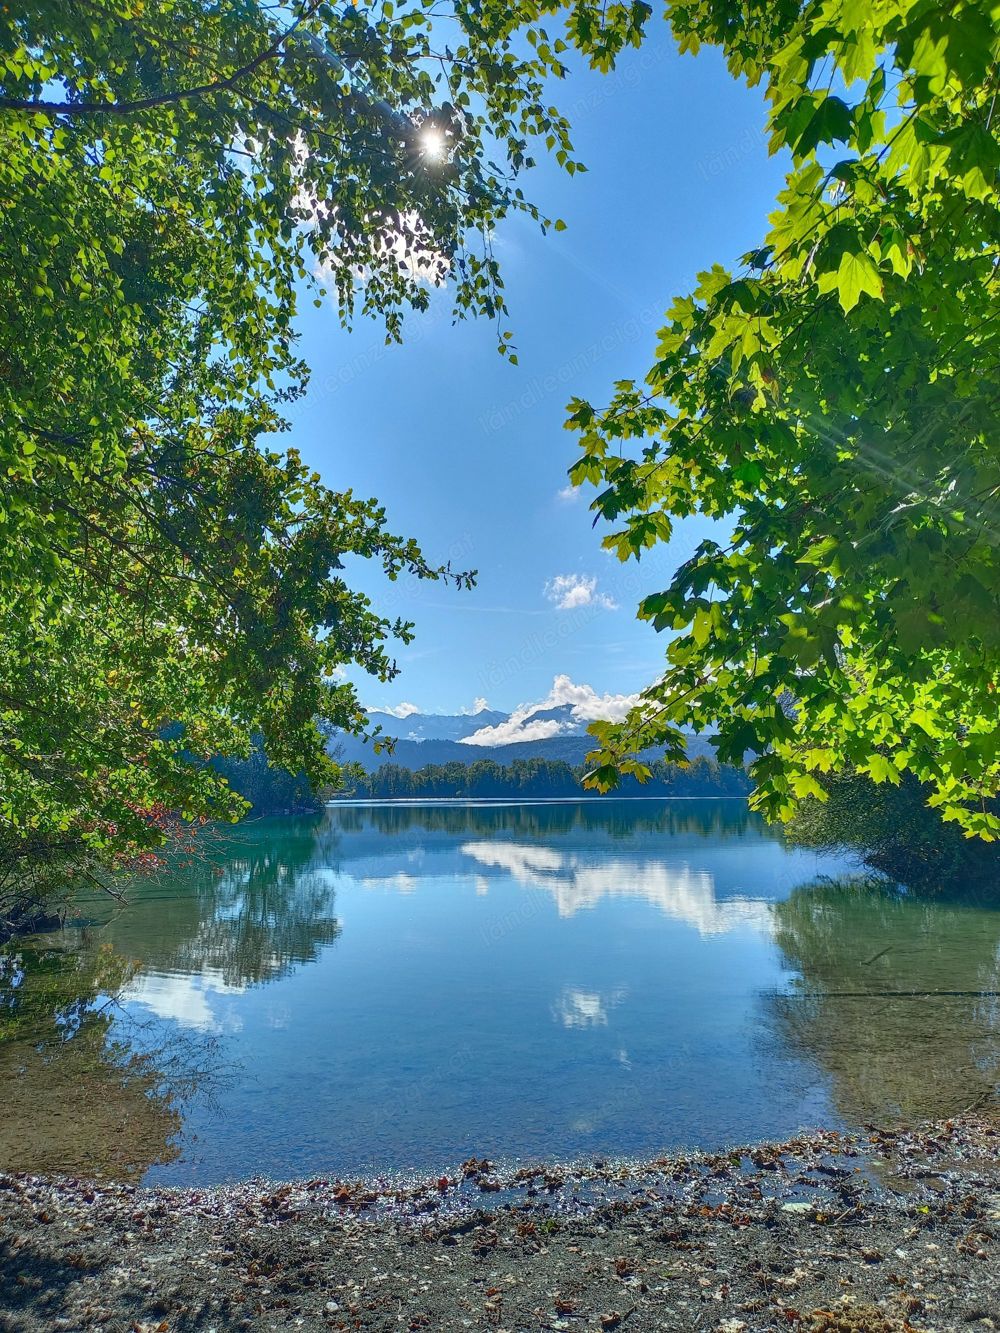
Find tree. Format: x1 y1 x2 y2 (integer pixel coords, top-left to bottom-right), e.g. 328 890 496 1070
569 1 1000 839
0 0 650 881
210 738 325 817
785 769 998 898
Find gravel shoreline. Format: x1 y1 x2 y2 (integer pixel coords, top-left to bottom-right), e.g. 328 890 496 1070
1 1118 998 1332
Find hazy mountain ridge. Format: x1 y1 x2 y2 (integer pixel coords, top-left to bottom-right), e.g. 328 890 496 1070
332 706 717 771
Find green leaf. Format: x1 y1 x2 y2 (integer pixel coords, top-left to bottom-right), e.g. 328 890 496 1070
785 95 854 158
867 754 902 786
826 246 884 312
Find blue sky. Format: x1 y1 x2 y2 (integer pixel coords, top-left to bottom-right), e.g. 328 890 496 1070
286 30 787 717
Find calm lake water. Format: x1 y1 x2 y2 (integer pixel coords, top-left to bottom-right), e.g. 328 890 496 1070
2 800 999 1184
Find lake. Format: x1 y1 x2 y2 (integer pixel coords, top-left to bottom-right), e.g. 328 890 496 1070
2 799 998 1185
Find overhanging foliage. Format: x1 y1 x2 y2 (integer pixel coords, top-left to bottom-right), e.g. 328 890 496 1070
0 0 648 872
570 0 1000 837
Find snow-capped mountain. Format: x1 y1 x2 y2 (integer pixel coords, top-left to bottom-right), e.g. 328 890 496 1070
365 707 509 743
328 676 716 770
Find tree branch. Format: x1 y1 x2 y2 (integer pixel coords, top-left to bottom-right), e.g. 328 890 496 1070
0 1 321 116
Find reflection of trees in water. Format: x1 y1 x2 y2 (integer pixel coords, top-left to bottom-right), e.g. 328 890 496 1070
0 946 185 1179
173 816 343 986
351 798 763 842
0 816 344 1179
771 878 1000 1124
107 814 343 988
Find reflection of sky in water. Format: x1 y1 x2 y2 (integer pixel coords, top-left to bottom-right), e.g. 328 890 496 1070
458 841 774 934
553 985 627 1028
10 800 998 1185
126 969 245 1034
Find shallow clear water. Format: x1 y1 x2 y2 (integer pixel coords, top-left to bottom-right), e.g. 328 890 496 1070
2 800 998 1184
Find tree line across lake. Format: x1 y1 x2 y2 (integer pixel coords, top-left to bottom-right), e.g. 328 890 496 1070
338 755 751 801
216 753 751 809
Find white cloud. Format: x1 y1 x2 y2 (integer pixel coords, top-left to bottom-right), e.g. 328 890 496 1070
544 573 617 612
556 485 581 504
461 697 491 715
370 701 421 719
459 674 640 747
460 842 564 878
544 674 639 722
466 717 567 745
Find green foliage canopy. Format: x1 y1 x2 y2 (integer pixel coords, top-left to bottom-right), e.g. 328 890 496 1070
0 0 649 870
570 0 1000 838
785 768 998 897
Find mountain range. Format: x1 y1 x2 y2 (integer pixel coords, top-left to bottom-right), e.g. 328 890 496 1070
362 707 509 743
330 701 716 771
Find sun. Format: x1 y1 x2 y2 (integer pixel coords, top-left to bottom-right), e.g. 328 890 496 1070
419 126 447 163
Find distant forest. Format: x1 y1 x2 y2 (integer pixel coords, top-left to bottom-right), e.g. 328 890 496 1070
339 755 750 801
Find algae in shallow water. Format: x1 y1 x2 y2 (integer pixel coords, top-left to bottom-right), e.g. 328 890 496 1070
0 944 184 1180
